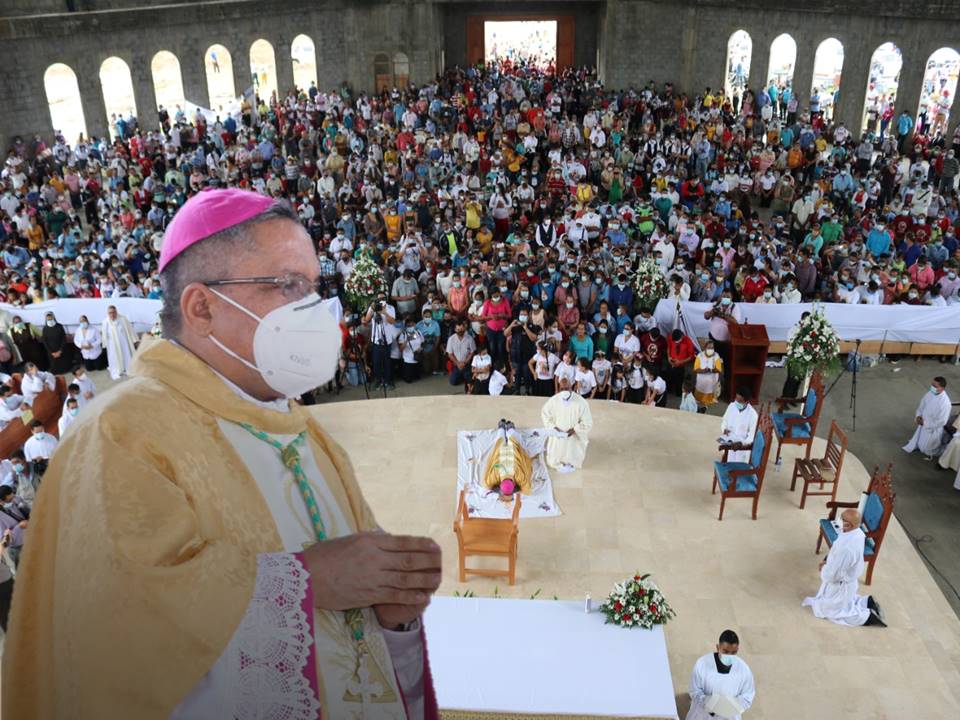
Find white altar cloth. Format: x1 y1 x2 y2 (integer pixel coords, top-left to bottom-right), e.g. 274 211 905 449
424 597 679 719
457 427 561 519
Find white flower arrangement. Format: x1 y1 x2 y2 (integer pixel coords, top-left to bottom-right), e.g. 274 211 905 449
785 310 841 378
631 257 670 309
599 573 676 629
343 254 388 311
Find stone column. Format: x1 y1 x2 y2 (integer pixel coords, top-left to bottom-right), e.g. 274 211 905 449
180 42 209 109
129 50 160 133
233 39 252 98
833 39 872 136
76 65 110 141
791 33 816 111
275 36 295 98
748 30 773 97
892 44 927 128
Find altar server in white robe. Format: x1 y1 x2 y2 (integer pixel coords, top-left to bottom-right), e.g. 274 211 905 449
902 376 951 459
686 629 755 720
802 509 886 627
19 363 56 406
541 376 593 473
101 305 139 380
719 387 758 463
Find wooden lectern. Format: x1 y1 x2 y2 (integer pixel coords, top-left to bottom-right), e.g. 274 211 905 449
724 324 770 401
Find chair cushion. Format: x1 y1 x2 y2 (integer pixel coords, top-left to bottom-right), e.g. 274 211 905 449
863 492 885 532
714 461 758 492
773 412 811 439
803 388 818 418
819 519 877 557
750 430 766 467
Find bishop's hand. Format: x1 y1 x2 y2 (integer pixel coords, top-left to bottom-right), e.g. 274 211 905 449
302 532 442 611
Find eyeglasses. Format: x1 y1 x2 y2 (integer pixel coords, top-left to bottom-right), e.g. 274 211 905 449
204 272 322 301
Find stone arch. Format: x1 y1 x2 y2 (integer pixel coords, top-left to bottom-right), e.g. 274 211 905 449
99 56 137 138
44 62 87 143
724 30 751 101
767 33 797 90
151 50 186 115
292 34 318 93
393 52 410 90
249 38 278 102
862 42 903 136
917 47 960 136
205 43 237 113
374 52 391 93
811 38 844 120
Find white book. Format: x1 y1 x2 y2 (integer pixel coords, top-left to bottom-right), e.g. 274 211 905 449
705 693 746 718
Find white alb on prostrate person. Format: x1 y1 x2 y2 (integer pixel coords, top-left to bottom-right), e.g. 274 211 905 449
685 629 755 720
540 375 593 474
902 376 951 460
802 509 886 627
719 386 758 463
101 304 139 380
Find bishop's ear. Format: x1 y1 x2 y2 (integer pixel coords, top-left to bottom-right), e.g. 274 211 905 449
179 282 216 336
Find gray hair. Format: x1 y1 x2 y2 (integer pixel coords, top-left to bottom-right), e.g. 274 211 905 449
159 200 299 339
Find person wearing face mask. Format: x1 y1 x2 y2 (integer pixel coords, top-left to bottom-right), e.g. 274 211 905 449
685 629 755 720
58 397 81 437
703 291 743 365
19 361 56 407
40 312 74 375
0 484 29 570
101 304 139 380
73 314 106 370
540 375 593 474
803 509 887 627
719 387 759 463
9 316 48 372
902 376 951 460
692 340 723 407
3 190 442 719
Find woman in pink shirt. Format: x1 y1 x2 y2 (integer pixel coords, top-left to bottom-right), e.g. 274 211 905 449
481 289 511 369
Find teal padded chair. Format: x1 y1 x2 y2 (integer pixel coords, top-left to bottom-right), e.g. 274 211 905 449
773 372 825 464
816 465 894 585
712 410 774 520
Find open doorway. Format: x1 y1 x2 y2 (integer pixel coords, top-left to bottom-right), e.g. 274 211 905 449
484 20 557 69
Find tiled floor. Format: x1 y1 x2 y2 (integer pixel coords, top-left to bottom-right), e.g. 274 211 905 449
312 395 960 720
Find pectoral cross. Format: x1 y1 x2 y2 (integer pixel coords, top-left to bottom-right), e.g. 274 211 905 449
345 659 385 713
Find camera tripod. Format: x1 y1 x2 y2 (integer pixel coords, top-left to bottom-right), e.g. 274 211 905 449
822 338 860 431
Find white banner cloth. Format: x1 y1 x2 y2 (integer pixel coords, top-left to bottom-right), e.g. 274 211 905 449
655 299 960 345
0 297 344 336
457 427 561 519
424 597 679 719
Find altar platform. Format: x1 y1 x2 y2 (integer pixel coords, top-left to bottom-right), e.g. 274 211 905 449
311 396 960 719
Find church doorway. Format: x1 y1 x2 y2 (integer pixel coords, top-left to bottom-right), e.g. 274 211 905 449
466 14 574 70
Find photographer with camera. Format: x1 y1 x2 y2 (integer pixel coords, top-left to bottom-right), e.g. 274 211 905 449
364 293 399 390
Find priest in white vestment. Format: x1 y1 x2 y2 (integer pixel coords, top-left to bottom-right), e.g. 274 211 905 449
101 305 138 380
802 509 886 627
541 376 593 473
18 363 55 406
3 189 442 720
902 376 951 459
719 387 759 463
686 629 755 720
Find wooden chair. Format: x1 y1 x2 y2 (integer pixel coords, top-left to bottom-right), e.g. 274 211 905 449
773 372 825 464
454 489 521 585
712 408 774 520
790 420 848 508
816 465 894 585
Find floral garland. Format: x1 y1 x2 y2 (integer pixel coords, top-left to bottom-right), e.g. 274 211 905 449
631 257 669 310
343 254 388 311
599 573 675 629
785 310 841 379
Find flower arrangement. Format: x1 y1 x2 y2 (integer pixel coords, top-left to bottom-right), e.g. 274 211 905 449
631 257 670 309
785 310 841 378
343 254 388 311
599 573 676 629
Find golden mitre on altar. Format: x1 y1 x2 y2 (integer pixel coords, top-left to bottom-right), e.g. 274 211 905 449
482 419 534 494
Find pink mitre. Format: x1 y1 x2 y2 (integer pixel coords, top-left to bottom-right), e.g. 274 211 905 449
159 188 274 272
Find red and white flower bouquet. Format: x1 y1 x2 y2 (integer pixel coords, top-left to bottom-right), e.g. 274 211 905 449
599 573 676 629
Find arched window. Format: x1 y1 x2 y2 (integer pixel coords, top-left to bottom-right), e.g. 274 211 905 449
99 56 137 138
249 38 278 102
917 47 960 136
151 50 186 115
374 53 391 93
862 42 903 137
205 43 236 113
44 63 87 143
767 33 797 90
393 52 410 90
724 30 752 102
291 34 318 93
811 38 844 121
